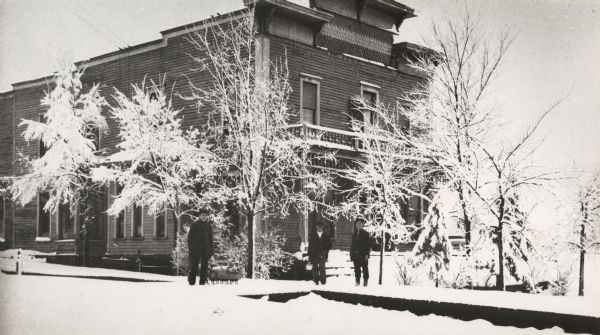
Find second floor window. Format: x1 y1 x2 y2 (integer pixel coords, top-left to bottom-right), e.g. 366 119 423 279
39 114 49 157
86 124 100 152
361 89 378 126
301 77 320 125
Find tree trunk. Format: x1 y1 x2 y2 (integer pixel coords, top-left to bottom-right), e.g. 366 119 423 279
496 223 505 291
579 223 586 296
171 210 180 275
172 210 180 247
379 231 384 285
247 213 255 279
458 184 471 249
82 230 88 267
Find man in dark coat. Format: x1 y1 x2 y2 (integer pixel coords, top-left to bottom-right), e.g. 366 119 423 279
350 217 371 286
187 208 214 285
308 222 332 285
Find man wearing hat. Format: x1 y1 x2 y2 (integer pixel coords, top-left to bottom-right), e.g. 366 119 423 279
308 221 332 285
350 217 371 286
187 208 214 285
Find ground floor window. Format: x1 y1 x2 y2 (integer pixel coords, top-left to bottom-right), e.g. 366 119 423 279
38 192 50 237
58 203 75 240
155 209 166 238
132 204 143 238
0 196 5 240
115 183 125 239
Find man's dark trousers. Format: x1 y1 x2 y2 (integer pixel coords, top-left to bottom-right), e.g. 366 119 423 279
312 254 327 284
353 258 369 282
189 252 210 285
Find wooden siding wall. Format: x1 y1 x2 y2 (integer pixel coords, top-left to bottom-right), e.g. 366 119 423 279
2 20 235 255
3 14 427 255
106 182 175 256
0 93 14 249
270 35 424 132
269 35 426 251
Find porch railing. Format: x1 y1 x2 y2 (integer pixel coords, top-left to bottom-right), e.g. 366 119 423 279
287 123 360 151
287 123 417 159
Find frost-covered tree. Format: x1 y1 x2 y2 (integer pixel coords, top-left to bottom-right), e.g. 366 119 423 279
92 82 220 253
414 205 450 287
470 102 559 290
412 189 452 287
337 96 430 285
399 9 566 290
570 167 600 296
11 62 107 265
186 10 333 278
405 11 514 251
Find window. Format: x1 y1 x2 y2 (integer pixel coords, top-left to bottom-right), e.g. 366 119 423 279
395 98 412 131
360 87 379 126
0 196 5 241
85 124 100 152
38 192 50 237
39 114 49 157
132 204 143 238
58 203 75 240
155 208 166 238
300 74 321 125
115 183 125 239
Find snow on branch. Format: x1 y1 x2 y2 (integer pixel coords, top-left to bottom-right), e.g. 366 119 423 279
92 79 220 222
11 61 108 214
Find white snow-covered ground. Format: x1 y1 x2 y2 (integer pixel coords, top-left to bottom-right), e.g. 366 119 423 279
0 251 174 282
1 249 598 335
325 249 600 299
0 273 585 335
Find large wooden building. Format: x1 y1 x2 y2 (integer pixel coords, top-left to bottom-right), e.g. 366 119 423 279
0 0 431 261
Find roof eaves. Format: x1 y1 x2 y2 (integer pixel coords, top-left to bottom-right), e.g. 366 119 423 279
159 9 247 36
372 0 416 18
246 0 332 23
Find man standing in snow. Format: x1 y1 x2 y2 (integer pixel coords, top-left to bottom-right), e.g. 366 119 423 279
308 221 332 285
187 208 214 285
350 217 371 286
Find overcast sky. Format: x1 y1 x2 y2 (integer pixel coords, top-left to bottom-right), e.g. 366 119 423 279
1 0 598 174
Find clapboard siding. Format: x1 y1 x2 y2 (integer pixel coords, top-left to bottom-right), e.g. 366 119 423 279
270 34 424 132
2 7 427 256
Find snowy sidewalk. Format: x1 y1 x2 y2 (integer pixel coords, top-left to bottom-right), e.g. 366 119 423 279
316 281 600 318
0 257 175 282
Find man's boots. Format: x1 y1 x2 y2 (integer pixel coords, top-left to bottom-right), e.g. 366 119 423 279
363 279 368 287
355 278 360 286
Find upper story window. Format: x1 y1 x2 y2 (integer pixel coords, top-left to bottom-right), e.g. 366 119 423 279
360 83 379 127
38 192 50 238
85 124 101 152
300 74 321 126
396 98 412 131
39 114 49 157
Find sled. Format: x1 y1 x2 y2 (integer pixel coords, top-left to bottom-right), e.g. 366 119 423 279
208 267 243 284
